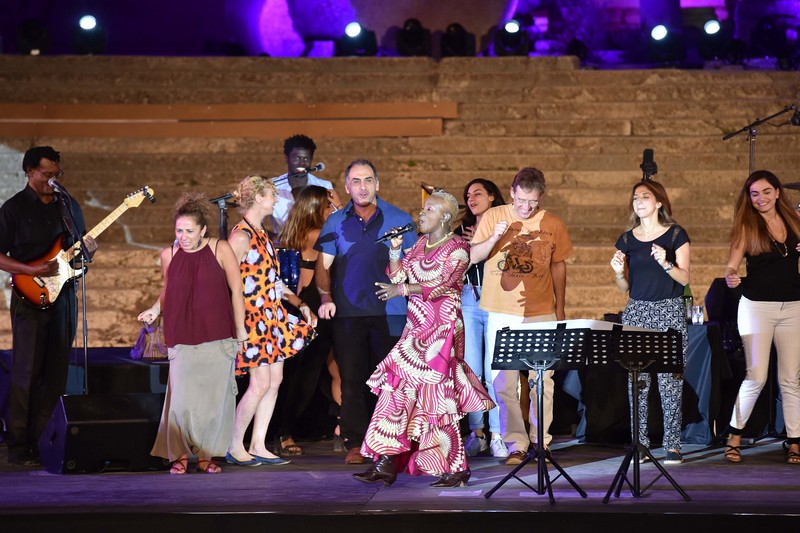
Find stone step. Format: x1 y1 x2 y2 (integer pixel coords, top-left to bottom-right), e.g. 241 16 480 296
457 100 800 121
7 133 796 159
46 167 777 193
80 198 740 228
3 56 795 93
446 118 800 137
14 150 790 177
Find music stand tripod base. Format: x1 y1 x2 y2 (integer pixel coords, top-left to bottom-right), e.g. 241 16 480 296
602 325 690 503
484 325 588 503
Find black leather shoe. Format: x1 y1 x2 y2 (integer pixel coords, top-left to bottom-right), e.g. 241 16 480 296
430 468 471 488
352 455 396 486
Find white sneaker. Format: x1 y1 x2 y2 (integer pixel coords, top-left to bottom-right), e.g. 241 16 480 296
489 436 509 458
464 432 488 457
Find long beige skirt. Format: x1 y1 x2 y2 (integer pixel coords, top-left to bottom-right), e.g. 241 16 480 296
151 338 238 461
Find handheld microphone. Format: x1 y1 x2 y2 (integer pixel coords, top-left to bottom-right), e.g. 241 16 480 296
640 148 657 181
48 178 70 196
297 162 326 173
375 223 415 244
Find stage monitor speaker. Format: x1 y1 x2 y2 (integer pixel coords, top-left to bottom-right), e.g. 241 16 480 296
39 392 166 474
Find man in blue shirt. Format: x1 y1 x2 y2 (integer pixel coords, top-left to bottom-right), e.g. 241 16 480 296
315 159 416 464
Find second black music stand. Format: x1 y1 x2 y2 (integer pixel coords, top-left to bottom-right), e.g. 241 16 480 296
484 323 588 503
602 324 691 503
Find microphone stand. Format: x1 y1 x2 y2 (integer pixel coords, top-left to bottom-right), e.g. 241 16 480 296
723 104 796 175
58 193 92 395
209 194 238 240
215 197 230 240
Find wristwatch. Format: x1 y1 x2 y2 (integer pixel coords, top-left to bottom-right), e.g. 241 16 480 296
663 261 674 272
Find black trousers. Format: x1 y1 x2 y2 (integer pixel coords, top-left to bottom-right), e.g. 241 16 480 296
332 315 404 450
8 289 76 459
270 317 334 440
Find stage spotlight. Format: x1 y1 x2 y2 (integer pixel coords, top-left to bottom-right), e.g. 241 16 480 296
651 25 668 41
699 21 730 61
334 22 378 56
703 20 721 35
16 18 50 55
440 23 476 57
345 22 362 38
72 15 106 55
493 19 530 56
396 18 432 57
79 15 97 31
647 25 685 65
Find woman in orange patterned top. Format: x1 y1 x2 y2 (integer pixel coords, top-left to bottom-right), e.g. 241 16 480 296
353 190 494 488
225 175 317 466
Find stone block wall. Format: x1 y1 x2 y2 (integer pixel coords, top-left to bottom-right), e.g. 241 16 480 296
1 55 799 347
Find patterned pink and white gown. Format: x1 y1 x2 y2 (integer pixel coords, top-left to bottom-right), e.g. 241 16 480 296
360 234 495 476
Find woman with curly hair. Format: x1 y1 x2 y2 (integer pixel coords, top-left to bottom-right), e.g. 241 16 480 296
225 175 317 466
138 192 246 474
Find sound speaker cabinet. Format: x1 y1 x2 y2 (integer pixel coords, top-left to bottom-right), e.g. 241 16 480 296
39 392 166 474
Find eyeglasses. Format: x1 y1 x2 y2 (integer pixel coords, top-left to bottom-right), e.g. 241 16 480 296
513 197 539 208
37 168 64 180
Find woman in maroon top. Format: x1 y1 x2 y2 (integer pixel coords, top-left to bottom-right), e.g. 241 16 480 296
138 192 246 474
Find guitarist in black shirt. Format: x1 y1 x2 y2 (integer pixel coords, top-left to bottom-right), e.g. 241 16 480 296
0 146 97 466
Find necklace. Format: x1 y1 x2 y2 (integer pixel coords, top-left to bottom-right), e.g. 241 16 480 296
771 238 788 258
426 231 453 250
638 224 661 237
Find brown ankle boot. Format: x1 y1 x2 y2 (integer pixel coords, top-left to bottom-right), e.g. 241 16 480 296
352 455 396 486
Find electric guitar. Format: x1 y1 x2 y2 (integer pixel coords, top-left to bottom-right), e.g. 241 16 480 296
11 187 155 308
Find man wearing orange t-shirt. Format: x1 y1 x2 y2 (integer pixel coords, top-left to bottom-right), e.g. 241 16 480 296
470 167 573 465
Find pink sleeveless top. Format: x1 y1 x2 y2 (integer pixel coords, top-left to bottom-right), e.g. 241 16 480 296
163 242 236 347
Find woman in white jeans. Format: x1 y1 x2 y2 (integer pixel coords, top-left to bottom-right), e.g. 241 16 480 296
723 170 800 465
456 178 507 458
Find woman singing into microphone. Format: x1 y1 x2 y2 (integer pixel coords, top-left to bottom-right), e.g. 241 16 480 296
353 190 494 488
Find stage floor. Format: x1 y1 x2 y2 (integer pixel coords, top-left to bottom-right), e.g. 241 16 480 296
2 435 799 532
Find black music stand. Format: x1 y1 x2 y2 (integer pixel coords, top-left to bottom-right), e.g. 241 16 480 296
602 324 691 503
484 323 588 503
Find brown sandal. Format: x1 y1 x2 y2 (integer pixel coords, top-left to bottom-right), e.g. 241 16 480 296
279 435 303 456
724 445 742 463
197 459 222 474
169 456 189 475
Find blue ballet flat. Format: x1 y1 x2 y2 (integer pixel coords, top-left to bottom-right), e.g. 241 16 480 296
251 454 291 466
225 452 261 466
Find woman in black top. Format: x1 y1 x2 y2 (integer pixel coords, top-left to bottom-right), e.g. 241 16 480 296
610 178 690 465
723 170 800 464
273 185 339 454
456 178 508 458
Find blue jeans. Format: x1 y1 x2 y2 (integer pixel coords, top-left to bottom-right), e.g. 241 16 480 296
461 285 500 434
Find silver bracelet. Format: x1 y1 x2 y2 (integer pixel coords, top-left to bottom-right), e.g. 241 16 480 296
388 247 402 261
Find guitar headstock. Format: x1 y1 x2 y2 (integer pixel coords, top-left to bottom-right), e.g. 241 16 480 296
124 187 156 208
